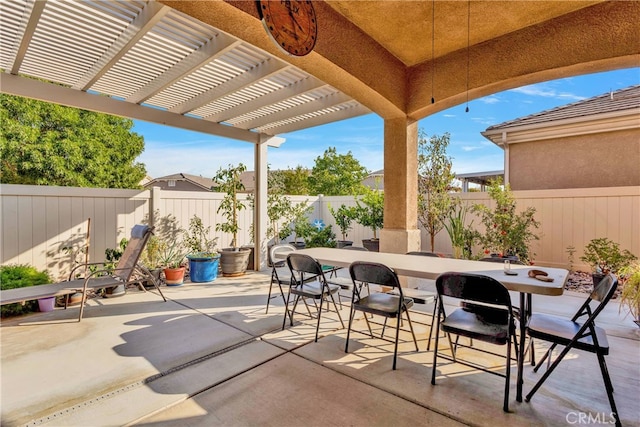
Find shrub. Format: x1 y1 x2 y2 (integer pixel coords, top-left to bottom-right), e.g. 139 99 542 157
1 264 53 317
472 178 540 264
580 238 637 274
305 225 337 248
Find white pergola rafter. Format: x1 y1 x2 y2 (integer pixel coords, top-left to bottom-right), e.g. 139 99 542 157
258 103 371 135
205 77 327 123
72 1 169 91
126 35 243 104
8 0 46 74
168 59 290 115
232 91 354 130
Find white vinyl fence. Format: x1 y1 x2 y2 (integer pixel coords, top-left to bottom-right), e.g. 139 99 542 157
1 184 638 280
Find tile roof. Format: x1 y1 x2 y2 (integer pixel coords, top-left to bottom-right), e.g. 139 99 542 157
150 173 214 190
486 85 640 131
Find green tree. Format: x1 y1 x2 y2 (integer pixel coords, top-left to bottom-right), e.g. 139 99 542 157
417 131 457 252
308 147 368 196
353 184 384 239
213 163 247 248
280 166 311 195
0 94 146 188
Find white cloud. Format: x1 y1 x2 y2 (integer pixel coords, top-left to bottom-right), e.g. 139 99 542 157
461 145 483 152
442 114 456 118
480 96 500 104
509 83 585 101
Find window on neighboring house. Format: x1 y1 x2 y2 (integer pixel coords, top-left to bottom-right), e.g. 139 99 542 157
168 180 176 187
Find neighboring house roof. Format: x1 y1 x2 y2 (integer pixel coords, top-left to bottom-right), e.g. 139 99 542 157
456 170 504 186
144 173 214 191
144 172 256 192
362 169 384 190
485 85 640 132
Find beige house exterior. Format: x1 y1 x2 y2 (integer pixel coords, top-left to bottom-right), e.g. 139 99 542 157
482 85 640 191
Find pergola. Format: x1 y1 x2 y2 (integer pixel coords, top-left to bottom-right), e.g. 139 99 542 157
2 0 638 266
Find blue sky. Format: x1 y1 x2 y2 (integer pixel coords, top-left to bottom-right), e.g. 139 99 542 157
135 67 639 178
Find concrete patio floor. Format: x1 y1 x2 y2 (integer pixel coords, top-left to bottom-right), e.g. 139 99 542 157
1 270 638 426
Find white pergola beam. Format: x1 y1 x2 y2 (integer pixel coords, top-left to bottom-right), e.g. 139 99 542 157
234 91 354 130
206 78 328 123
261 104 371 135
9 0 46 74
169 59 289 114
126 35 242 104
1 73 266 144
72 1 169 91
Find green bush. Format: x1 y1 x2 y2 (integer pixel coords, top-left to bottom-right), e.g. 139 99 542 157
305 225 337 248
1 264 53 317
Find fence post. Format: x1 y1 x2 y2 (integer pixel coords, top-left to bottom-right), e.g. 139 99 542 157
150 186 162 228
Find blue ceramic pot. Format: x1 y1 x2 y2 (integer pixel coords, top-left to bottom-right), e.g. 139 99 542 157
187 253 221 283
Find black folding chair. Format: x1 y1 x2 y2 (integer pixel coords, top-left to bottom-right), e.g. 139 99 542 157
404 251 439 350
265 244 296 314
431 272 517 412
283 253 345 342
525 273 621 427
345 262 418 370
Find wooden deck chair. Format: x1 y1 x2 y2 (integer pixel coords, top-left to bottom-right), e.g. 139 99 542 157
0 225 166 321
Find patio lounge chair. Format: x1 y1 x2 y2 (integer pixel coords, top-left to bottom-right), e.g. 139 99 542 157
0 225 166 321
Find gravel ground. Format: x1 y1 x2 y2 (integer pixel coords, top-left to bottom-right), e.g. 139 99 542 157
566 270 622 298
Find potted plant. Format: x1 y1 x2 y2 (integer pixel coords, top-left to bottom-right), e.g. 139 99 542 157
304 224 337 248
352 186 384 252
443 203 476 259
159 238 186 286
472 178 540 264
329 204 355 248
139 235 163 287
289 200 313 249
618 261 640 327
213 163 252 277
579 237 637 286
184 215 220 283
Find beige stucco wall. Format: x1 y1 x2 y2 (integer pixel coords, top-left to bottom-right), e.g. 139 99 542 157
508 128 640 190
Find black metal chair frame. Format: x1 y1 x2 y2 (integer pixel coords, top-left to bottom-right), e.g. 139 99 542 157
345 261 419 370
478 256 534 362
266 244 296 314
525 273 621 427
283 253 345 342
431 272 517 412
404 251 440 350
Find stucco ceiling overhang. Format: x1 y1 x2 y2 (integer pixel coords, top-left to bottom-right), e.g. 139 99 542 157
2 0 639 144
179 0 639 122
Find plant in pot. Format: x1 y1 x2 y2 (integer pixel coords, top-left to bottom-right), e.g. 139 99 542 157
618 261 640 327
579 237 637 286
472 178 540 264
289 200 313 249
352 186 384 252
329 203 355 248
184 215 220 283
139 235 163 287
158 237 186 286
443 203 478 259
304 224 337 248
213 163 252 277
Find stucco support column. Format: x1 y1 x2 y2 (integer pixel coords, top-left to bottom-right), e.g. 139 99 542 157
380 117 421 254
502 131 510 185
253 137 269 270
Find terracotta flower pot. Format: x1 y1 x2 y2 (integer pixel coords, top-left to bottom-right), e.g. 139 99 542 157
163 267 186 286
